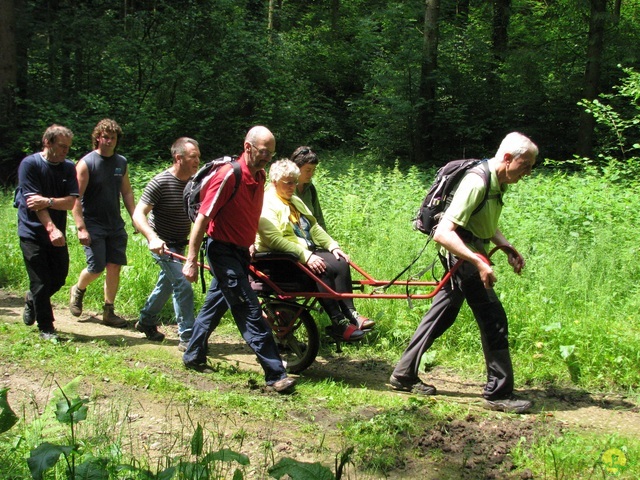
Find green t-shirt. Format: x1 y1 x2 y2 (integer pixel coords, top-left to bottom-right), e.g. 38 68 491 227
442 160 506 247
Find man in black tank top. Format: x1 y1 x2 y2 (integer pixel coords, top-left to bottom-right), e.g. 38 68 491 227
69 119 136 328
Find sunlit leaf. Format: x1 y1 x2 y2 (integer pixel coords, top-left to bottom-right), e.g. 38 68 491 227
559 345 576 359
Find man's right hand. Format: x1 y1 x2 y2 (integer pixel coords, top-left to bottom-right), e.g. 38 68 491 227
148 237 165 255
49 227 66 247
478 261 497 289
182 260 198 283
77 227 91 246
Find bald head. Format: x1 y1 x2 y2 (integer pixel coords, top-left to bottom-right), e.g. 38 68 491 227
244 126 276 174
245 125 274 145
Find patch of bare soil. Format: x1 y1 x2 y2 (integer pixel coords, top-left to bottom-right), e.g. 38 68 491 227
1 289 639 479
416 414 555 479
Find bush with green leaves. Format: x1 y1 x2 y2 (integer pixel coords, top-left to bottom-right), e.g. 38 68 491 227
579 66 640 181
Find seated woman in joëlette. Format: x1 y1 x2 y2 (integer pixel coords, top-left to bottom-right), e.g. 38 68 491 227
255 159 374 341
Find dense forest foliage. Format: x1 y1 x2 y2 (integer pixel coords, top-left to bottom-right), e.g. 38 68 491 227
1 0 639 182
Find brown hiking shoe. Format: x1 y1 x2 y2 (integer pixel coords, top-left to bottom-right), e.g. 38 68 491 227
69 284 85 317
135 321 165 341
102 304 127 328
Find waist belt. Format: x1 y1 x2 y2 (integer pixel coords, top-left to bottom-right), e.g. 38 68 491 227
165 240 189 249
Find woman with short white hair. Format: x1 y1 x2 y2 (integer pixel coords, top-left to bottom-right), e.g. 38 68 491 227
255 159 374 341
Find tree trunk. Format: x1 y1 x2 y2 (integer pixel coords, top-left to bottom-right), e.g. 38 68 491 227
576 0 607 158
613 0 621 24
416 0 440 164
491 0 511 65
0 0 17 117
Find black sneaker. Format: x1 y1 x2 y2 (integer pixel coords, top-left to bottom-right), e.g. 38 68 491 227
23 293 35 326
389 375 437 395
484 395 533 414
178 341 189 352
135 321 165 342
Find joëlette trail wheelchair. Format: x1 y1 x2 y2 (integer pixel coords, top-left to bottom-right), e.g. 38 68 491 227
170 245 511 374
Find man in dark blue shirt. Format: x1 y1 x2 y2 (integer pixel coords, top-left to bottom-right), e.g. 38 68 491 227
15 124 79 340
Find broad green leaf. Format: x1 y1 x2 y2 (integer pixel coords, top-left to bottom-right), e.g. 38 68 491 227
268 458 334 479
559 345 576 360
157 466 177 480
0 387 18 434
27 442 73 480
232 468 244 480
203 448 250 466
190 422 204 456
74 458 110 480
56 397 88 424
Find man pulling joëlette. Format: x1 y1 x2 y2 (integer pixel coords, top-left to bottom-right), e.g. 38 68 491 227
181 126 296 394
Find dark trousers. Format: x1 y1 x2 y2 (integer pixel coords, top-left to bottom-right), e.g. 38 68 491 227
20 238 69 332
392 255 514 400
183 240 287 384
313 250 357 321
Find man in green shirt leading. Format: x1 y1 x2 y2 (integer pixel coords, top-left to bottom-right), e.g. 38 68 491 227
390 132 538 414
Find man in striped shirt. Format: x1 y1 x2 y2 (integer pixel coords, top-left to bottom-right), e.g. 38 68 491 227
132 137 201 350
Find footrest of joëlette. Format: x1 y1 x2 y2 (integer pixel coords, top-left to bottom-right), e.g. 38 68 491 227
324 326 365 353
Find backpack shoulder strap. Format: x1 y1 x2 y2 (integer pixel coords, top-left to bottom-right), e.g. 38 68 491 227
470 159 492 216
228 158 242 201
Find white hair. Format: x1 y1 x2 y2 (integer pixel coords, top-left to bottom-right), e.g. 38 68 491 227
496 132 538 161
269 159 300 183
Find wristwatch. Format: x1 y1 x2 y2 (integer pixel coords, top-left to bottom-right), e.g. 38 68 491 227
48 198 54 207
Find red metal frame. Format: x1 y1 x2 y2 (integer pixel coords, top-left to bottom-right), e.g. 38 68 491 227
165 245 513 303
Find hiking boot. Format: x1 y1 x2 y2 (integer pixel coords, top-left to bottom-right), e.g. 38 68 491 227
135 321 165 342
102 304 127 328
39 330 58 341
184 361 215 373
23 292 35 326
484 395 533 414
389 375 437 395
69 284 85 317
267 376 297 393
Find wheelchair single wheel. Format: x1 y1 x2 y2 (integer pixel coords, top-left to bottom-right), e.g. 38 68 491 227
263 301 319 374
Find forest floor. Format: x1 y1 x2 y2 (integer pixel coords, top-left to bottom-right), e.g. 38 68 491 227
1 289 638 479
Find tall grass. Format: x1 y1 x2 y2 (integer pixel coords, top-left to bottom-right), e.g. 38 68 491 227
1 153 639 395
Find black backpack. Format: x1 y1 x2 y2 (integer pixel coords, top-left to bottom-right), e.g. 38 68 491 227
183 156 241 222
413 159 491 237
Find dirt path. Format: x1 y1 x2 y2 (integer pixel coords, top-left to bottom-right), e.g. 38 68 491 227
1 289 638 478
